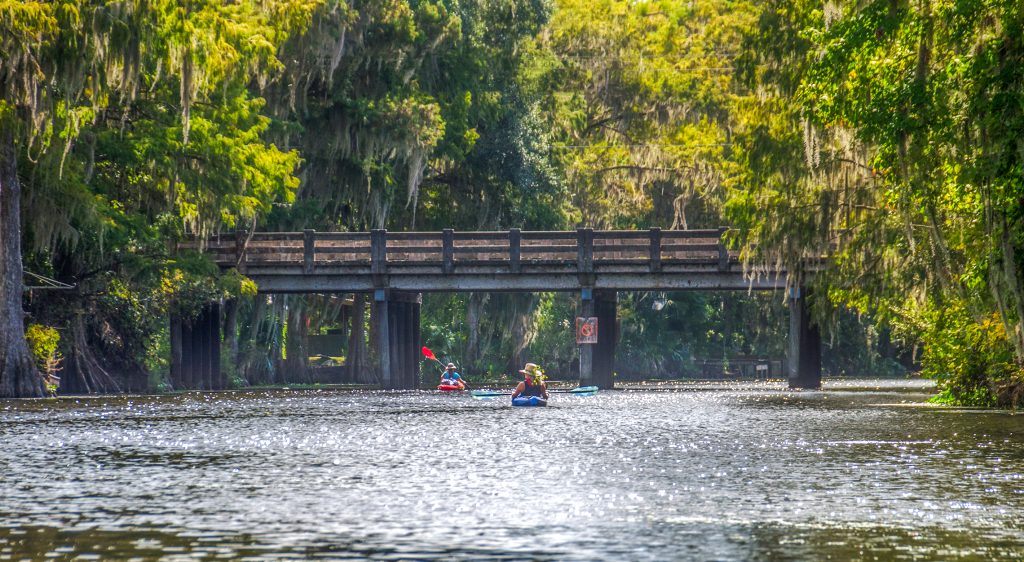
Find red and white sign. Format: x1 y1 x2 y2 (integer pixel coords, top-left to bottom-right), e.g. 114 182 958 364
576 317 598 344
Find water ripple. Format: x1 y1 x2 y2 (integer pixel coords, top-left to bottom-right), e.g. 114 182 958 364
0 379 1022 559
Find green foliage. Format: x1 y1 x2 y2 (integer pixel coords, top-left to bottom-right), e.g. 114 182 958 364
527 294 578 376
145 324 172 393
538 0 751 230
725 0 1024 404
922 303 1021 407
25 324 61 372
421 294 466 366
616 292 795 379
218 269 259 299
25 324 61 395
10 0 1018 404
6 0 309 394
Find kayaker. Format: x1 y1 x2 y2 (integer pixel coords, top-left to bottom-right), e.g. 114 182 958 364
439 363 465 388
511 362 549 401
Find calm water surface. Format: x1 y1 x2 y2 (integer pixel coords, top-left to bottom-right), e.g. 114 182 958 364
1 378 1023 560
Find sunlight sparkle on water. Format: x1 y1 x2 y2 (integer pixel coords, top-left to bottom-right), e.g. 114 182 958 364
0 379 1022 560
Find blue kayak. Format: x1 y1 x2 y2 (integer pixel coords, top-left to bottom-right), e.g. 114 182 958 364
512 396 547 407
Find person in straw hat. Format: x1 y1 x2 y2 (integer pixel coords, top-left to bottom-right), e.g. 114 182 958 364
511 362 548 401
439 362 465 389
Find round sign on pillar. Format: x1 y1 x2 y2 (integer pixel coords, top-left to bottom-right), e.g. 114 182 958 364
576 317 598 344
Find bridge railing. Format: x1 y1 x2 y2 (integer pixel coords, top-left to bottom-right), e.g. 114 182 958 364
186 228 734 273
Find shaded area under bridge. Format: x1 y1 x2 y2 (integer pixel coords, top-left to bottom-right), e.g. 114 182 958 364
178 228 822 391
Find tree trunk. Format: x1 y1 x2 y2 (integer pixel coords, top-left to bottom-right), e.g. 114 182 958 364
270 304 285 384
169 310 183 389
224 298 239 369
465 293 489 374
348 293 371 383
0 117 42 398
65 313 121 394
284 295 310 382
510 311 528 374
999 213 1024 360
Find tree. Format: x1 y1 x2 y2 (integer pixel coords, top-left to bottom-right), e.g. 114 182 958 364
4 1 312 396
726 0 1024 405
0 1 76 397
537 0 754 230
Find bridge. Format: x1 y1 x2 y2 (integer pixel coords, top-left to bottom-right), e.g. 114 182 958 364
179 228 822 391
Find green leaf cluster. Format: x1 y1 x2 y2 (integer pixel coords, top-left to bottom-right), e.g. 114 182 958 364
725 0 1024 405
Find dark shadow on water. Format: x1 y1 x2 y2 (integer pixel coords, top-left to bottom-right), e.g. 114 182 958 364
744 521 1024 561
3 520 1021 561
0 525 563 561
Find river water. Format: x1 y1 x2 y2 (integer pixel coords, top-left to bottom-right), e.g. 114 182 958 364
1 378 1022 560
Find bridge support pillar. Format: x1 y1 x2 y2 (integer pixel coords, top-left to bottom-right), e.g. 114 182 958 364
593 290 617 389
172 302 223 390
373 290 421 390
579 290 594 387
579 289 617 389
178 314 193 389
197 304 211 389
788 288 821 389
209 301 223 389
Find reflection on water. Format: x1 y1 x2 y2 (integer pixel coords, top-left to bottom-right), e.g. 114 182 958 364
1 378 1022 560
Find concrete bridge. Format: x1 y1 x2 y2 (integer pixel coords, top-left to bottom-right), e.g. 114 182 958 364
179 228 822 391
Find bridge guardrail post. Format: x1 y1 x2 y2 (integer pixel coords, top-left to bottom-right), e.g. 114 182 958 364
303 229 316 274
442 229 454 274
649 227 662 272
716 227 729 271
577 227 594 285
509 229 521 273
371 229 388 278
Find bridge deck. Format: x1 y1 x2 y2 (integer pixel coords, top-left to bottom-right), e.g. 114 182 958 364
186 228 785 292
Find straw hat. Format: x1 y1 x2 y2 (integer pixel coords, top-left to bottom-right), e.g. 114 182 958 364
518 363 542 376
520 363 546 383
446 363 457 369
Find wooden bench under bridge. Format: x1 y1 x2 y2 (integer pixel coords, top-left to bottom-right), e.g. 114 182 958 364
178 228 822 391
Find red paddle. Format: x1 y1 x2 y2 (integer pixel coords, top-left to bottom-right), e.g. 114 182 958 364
421 346 440 363
422 346 449 370
422 346 469 389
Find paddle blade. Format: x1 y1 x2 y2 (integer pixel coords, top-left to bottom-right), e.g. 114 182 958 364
549 386 599 395
421 346 437 361
566 386 599 396
471 390 511 400
571 386 599 394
